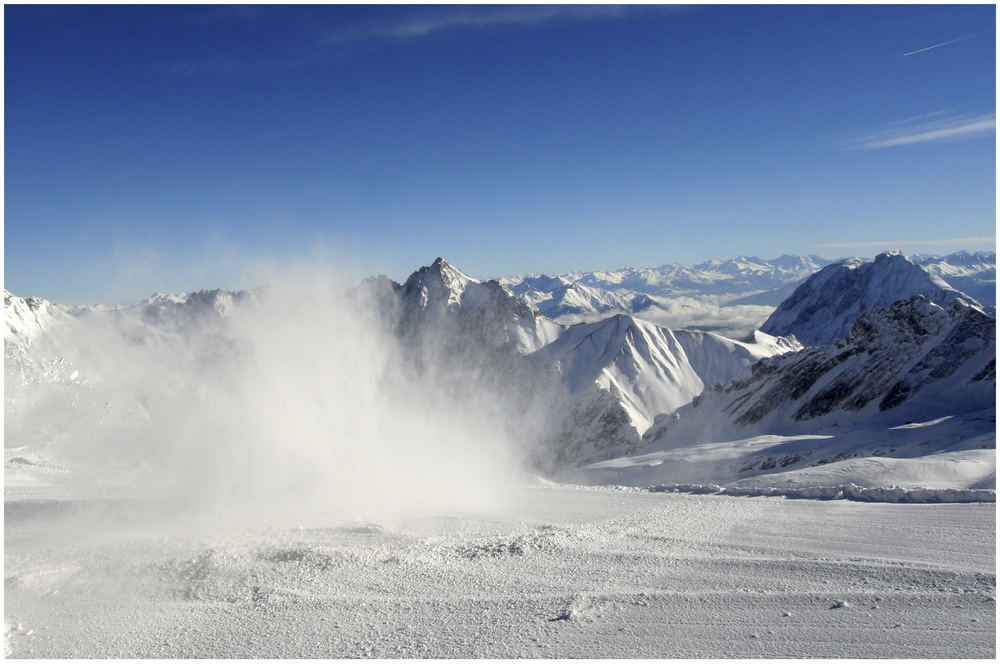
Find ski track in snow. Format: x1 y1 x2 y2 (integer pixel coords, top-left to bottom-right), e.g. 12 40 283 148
4 485 994 658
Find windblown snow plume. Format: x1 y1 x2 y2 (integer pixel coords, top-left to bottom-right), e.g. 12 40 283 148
5 266 522 521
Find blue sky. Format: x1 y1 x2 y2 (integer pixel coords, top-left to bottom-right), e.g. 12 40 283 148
4 3 996 303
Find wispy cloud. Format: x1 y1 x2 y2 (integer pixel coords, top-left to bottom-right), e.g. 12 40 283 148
845 112 995 150
322 5 637 44
883 109 956 127
813 236 996 250
162 5 651 77
904 31 985 56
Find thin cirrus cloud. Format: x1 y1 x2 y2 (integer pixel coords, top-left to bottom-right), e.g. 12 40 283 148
162 5 646 76
813 236 996 250
321 4 637 44
845 112 995 150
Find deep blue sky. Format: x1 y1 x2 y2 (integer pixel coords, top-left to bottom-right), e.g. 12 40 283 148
5 3 996 304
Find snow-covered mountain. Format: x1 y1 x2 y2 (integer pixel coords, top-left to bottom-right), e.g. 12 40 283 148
579 294 995 489
4 289 73 344
532 315 799 434
395 257 562 356
500 251 995 337
507 277 646 320
135 288 258 330
533 315 704 434
5 291 84 431
693 295 993 435
365 259 643 467
5 250 995 485
914 250 996 315
501 255 832 327
760 250 980 346
567 254 831 297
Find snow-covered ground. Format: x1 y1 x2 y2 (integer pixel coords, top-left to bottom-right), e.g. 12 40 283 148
566 410 996 495
3 483 995 658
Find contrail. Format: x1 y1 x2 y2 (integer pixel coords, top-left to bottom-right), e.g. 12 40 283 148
904 31 985 56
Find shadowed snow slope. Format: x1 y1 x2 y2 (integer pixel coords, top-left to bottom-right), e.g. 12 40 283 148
533 315 800 434
760 250 981 346
533 315 704 434
673 328 802 389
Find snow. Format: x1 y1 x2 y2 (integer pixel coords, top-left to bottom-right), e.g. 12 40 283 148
4 253 996 657
533 316 798 435
914 250 996 315
760 251 980 346
535 315 704 432
572 408 995 493
3 484 994 658
503 251 994 340
642 296 995 464
502 254 833 337
673 327 801 388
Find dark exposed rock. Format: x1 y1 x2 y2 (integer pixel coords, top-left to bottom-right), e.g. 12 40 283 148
702 295 996 430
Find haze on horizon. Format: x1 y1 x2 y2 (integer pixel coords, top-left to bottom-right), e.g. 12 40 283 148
4 3 996 304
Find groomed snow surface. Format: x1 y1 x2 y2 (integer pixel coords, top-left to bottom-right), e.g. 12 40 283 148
4 485 995 658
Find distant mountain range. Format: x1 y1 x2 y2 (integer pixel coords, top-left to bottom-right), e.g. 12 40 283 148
500 251 995 335
5 249 996 494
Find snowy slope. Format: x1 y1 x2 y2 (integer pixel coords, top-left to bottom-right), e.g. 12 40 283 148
673 328 802 389
760 250 979 346
570 410 995 493
532 315 799 434
533 315 704 433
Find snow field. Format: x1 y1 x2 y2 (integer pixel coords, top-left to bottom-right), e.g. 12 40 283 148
4 485 994 658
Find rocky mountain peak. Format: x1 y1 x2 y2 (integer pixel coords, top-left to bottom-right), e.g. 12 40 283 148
760 251 976 347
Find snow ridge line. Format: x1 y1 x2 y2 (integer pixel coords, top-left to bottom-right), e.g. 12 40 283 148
648 482 996 503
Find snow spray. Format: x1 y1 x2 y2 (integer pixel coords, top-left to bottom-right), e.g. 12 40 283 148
9 261 523 526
